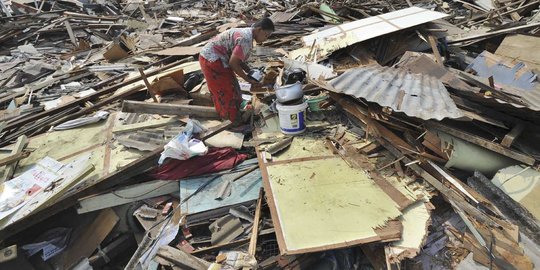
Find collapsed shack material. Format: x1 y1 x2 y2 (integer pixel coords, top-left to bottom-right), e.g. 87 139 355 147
435 131 519 176
256 132 404 254
386 201 432 263
327 92 535 268
490 166 540 222
290 7 448 60
2 0 540 268
327 65 464 120
468 170 540 246
467 51 538 91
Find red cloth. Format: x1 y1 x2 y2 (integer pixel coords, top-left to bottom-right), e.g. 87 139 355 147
153 147 248 180
199 55 242 123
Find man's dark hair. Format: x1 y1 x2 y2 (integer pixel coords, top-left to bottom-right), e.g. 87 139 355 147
253 17 275 32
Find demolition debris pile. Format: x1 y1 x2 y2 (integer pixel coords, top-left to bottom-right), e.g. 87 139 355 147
1 0 540 269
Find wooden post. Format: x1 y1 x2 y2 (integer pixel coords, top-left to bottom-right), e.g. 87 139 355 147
138 68 160 103
501 123 525 148
64 20 78 47
0 135 28 184
243 188 264 270
428 35 443 65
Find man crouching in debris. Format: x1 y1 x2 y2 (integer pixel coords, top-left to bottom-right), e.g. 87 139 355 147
199 17 275 126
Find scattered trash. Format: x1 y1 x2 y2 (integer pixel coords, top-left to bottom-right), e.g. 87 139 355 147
1 0 540 269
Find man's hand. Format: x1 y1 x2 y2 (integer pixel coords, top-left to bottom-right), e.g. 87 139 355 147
248 79 262 87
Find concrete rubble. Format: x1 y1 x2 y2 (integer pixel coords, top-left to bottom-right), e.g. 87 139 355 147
0 0 540 269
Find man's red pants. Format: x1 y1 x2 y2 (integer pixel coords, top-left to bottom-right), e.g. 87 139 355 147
199 55 242 123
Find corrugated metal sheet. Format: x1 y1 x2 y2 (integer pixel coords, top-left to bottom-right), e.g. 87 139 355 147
329 66 464 120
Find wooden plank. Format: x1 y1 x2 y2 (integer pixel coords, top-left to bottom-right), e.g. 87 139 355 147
62 208 119 269
427 121 535 165
0 150 30 167
448 21 540 44
501 123 524 148
0 135 28 183
112 118 178 134
64 20 78 46
122 100 218 118
76 180 179 214
248 189 264 255
138 68 160 103
117 137 162 151
156 246 210 270
428 34 443 65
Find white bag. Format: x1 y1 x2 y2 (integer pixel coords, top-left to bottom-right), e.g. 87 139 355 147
158 119 208 164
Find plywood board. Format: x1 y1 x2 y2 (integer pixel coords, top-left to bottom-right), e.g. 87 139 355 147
61 208 119 269
0 155 94 228
270 135 331 162
387 201 431 262
293 7 448 59
495 34 540 71
262 156 402 254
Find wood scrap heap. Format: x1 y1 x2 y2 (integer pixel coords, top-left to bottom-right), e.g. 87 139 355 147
1 0 540 269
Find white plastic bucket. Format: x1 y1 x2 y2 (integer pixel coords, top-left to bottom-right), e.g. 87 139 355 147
276 101 308 135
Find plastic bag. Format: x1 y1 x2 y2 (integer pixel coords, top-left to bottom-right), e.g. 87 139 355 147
158 119 208 164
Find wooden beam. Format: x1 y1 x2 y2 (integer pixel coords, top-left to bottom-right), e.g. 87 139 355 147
122 100 218 118
156 246 210 270
138 68 160 103
427 121 535 165
448 22 540 44
248 189 264 255
0 135 28 184
112 118 179 134
64 20 78 46
0 150 30 167
427 34 443 65
501 123 525 148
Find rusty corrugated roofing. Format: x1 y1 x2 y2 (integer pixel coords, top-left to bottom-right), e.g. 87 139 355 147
329 65 464 120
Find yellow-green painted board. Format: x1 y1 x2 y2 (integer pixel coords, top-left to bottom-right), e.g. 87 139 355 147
266 157 402 252
271 135 331 161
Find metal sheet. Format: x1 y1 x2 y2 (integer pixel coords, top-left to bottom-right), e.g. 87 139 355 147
462 58 540 111
298 7 448 59
467 51 538 90
329 65 464 120
179 159 262 214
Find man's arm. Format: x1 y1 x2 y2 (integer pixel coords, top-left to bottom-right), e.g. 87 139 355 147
230 55 259 85
240 62 250 73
